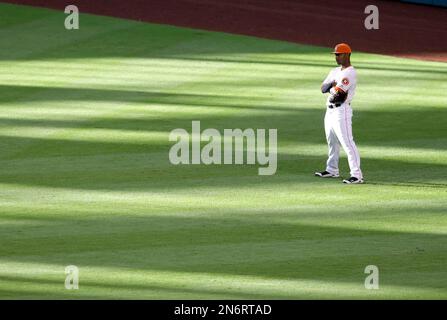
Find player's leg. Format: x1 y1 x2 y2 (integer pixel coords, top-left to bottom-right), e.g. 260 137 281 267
315 111 340 178
333 106 363 181
315 112 340 178
325 112 341 175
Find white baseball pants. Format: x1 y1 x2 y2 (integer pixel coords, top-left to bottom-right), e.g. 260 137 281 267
324 104 363 179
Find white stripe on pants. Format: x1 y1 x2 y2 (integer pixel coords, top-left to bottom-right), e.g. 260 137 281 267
324 104 363 179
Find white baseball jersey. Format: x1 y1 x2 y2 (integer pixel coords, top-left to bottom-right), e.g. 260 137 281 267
322 66 357 107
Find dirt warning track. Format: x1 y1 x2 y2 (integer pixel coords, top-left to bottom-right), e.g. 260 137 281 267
2 0 447 62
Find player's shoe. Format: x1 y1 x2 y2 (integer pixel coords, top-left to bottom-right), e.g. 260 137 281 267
342 177 364 184
314 171 339 178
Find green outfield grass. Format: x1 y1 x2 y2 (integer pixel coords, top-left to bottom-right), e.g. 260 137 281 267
0 3 446 299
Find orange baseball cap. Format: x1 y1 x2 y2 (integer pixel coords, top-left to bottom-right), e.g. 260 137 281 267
332 43 352 54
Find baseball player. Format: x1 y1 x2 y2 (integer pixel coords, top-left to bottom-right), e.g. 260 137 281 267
315 43 364 184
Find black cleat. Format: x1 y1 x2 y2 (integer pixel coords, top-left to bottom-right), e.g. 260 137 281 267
342 177 364 184
315 171 339 178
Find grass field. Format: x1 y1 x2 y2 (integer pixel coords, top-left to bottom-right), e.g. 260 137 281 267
0 3 446 299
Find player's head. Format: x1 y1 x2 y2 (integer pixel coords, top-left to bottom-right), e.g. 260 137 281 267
332 43 352 65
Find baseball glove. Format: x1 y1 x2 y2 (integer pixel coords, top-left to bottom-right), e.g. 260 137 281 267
329 89 348 104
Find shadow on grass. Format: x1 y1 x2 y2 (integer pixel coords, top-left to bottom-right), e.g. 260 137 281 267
0 211 446 298
0 276 272 299
0 84 445 146
0 138 445 191
0 83 445 190
156 56 447 76
365 181 447 189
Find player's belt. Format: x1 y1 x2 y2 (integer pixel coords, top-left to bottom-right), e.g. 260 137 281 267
328 102 350 109
328 103 341 109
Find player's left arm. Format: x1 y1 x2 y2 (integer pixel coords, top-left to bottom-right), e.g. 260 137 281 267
329 75 353 103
